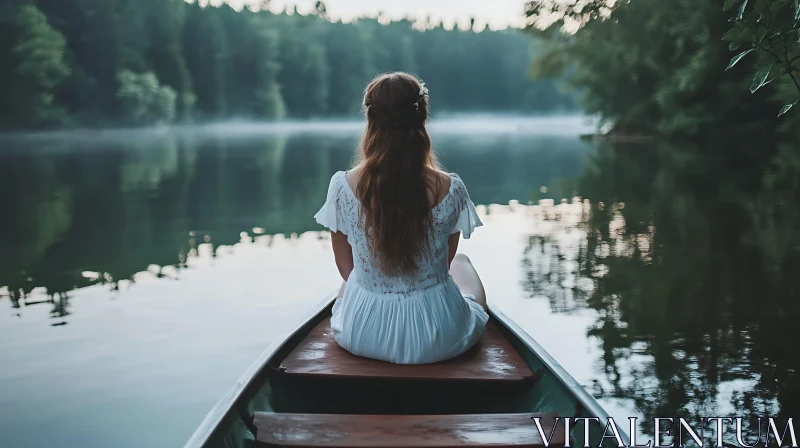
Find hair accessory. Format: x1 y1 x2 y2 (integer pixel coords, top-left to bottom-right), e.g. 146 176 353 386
414 83 429 110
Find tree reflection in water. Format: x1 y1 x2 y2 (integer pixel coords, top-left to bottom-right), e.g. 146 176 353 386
0 130 353 309
520 139 800 438
0 123 590 324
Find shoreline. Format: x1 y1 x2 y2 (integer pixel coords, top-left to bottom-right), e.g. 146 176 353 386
579 133 656 143
0 115 594 142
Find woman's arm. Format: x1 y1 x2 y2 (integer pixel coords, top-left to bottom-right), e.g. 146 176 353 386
448 232 461 266
330 231 354 280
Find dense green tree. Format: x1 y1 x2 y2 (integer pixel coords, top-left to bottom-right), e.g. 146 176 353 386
722 0 800 117
0 3 70 128
218 6 284 119
250 25 286 119
183 2 228 118
323 20 375 115
525 0 782 136
34 0 124 119
116 70 177 125
116 0 149 73
365 19 418 75
272 13 329 117
141 0 194 121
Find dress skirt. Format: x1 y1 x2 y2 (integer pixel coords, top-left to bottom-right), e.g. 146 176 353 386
330 276 489 365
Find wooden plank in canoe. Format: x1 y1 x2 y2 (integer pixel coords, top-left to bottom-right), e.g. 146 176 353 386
277 318 533 382
254 412 565 447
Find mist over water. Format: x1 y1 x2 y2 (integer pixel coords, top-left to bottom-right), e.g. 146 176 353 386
0 114 596 144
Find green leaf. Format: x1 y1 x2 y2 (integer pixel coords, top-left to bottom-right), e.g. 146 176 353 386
722 27 742 41
756 26 768 42
750 64 772 92
727 48 754 70
778 100 798 116
729 41 741 51
738 0 749 19
795 0 800 21
724 0 741 11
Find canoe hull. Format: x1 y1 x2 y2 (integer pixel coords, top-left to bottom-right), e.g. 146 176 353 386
185 293 628 448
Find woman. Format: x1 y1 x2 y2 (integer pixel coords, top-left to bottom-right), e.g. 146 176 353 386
314 72 488 365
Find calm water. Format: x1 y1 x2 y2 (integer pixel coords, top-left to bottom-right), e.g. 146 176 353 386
1 116 797 447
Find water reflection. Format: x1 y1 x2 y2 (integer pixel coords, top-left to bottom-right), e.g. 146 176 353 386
520 139 799 438
0 122 590 322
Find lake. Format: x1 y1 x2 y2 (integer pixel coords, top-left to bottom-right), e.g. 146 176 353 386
0 116 797 447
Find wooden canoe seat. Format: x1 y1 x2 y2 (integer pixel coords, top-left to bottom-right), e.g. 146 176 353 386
254 412 565 447
277 318 534 382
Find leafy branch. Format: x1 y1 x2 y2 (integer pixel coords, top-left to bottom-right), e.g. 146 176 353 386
723 0 800 116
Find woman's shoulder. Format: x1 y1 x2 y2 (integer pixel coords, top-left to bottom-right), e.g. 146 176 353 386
325 170 350 198
442 172 474 206
343 165 362 192
426 168 457 185
435 170 463 181
424 169 453 203
441 171 467 193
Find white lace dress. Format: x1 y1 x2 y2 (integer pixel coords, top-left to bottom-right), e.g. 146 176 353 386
314 171 489 364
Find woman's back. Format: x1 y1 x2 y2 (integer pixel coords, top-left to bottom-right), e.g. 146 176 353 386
316 169 481 295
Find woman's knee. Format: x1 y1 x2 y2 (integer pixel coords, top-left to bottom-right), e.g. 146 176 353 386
453 253 471 265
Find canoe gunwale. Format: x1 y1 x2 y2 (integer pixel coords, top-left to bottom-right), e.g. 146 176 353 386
185 293 629 447
488 303 631 446
183 291 339 448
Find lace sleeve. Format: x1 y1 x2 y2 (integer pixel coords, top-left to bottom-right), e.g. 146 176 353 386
314 171 352 234
450 174 483 239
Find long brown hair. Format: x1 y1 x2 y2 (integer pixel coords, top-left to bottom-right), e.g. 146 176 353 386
357 72 438 275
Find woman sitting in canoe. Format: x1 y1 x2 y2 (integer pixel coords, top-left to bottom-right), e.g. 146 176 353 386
314 72 488 365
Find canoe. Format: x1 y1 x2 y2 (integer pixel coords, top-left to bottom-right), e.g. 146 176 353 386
185 292 629 448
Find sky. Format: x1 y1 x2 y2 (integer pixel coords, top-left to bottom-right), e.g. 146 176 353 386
200 0 530 30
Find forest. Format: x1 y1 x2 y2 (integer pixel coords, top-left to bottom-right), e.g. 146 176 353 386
0 0 576 130
525 0 800 138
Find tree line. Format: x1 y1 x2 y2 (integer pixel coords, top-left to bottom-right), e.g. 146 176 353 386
524 0 800 138
0 0 576 130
